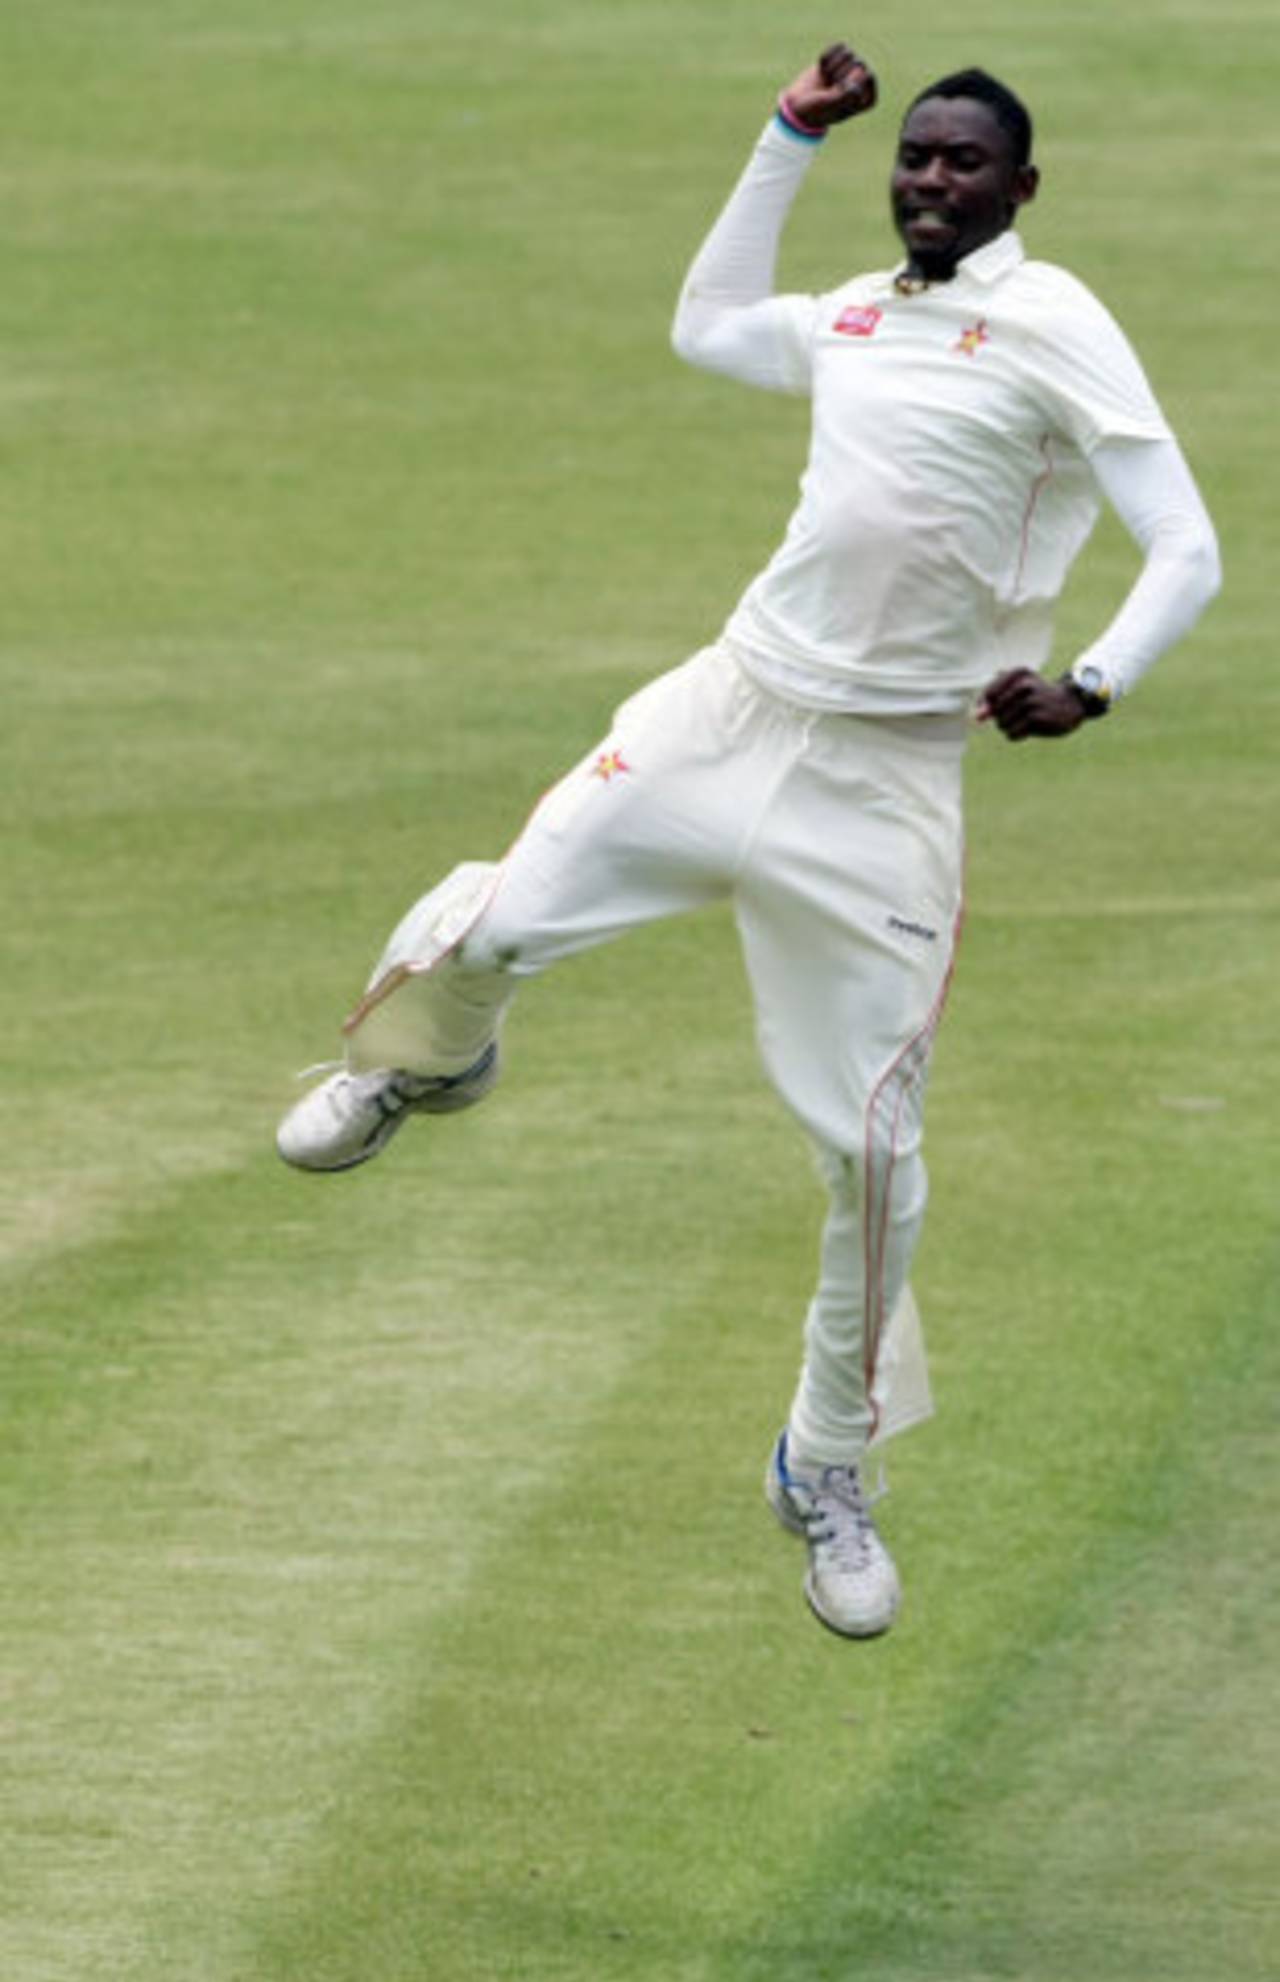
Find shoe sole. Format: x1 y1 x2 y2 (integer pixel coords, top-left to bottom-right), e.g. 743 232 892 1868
413 1045 500 1115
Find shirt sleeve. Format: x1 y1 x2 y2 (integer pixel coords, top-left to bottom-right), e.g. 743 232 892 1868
1071 435 1221 697
1030 279 1173 456
671 116 826 396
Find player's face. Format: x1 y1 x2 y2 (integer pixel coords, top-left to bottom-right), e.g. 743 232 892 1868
890 97 1038 279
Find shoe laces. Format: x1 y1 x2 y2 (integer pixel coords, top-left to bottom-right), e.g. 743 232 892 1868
296 1061 430 1096
294 1060 490 1114
293 1063 433 1121
296 1041 495 1096
800 1463 886 1567
296 1059 344 1082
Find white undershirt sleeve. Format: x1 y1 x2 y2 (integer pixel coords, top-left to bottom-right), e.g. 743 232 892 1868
1074 436 1221 698
671 119 825 396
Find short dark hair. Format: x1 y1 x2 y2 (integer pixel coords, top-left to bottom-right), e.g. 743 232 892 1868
906 68 1033 167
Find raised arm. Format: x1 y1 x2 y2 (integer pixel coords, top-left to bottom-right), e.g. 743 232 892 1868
978 437 1221 740
671 44 877 395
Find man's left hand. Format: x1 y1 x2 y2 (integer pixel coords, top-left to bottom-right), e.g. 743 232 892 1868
975 669 1089 741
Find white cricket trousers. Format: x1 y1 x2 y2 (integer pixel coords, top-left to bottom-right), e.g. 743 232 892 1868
346 644 966 1466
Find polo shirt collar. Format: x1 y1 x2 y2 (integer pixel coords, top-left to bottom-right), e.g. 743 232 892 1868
889 229 1024 291
958 230 1025 284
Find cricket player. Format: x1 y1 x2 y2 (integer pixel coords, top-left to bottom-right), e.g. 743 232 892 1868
277 46 1220 1639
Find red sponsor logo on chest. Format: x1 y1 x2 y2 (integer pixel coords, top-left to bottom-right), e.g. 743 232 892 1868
833 304 883 339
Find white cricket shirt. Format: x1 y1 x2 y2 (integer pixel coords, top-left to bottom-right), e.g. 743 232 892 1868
674 120 1175 715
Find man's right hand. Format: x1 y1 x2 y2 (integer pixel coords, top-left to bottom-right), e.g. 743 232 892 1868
782 43 878 129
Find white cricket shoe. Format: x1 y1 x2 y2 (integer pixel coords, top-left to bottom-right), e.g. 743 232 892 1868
276 1043 500 1173
765 1431 901 1639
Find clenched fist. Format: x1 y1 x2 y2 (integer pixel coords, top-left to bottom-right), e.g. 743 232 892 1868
781 43 878 130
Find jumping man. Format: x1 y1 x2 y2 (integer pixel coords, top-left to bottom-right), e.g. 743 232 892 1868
277 45 1220 1639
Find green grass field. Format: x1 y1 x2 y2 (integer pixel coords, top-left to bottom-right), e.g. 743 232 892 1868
4 3 1277 1977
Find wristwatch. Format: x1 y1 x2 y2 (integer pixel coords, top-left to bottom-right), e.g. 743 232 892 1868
1063 663 1112 720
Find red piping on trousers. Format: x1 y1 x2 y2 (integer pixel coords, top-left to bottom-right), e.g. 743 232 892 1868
342 871 505 1037
342 770 569 1038
861 890 967 1435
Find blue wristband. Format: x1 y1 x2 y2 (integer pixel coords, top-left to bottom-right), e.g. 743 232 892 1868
775 94 827 144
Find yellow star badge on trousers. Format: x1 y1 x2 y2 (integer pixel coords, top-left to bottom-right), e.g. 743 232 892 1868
592 749 630 782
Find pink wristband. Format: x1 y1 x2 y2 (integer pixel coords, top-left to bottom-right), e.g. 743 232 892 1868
776 92 827 140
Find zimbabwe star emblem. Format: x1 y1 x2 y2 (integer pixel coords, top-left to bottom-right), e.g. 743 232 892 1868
954 318 990 357
592 749 630 782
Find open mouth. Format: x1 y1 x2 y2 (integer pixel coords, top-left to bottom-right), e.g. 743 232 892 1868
903 207 955 236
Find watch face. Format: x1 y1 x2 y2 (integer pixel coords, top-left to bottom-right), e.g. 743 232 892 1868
1075 665 1106 697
